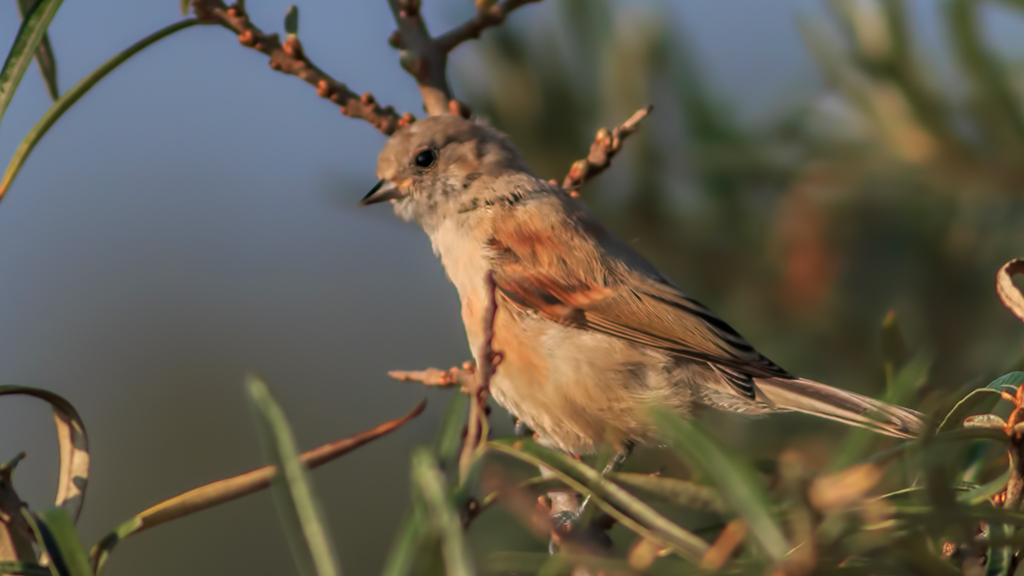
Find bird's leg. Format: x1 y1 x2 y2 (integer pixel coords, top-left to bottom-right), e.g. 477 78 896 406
547 441 634 554
574 441 634 522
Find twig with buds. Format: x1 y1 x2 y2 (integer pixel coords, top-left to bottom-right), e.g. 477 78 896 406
190 0 414 134
562 106 653 195
386 0 539 116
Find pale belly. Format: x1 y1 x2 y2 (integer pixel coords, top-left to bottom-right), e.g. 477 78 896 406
476 302 694 454
430 220 694 454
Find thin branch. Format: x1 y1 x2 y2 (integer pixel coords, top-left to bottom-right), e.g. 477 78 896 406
89 400 426 574
459 271 503 481
435 0 543 53
386 0 541 116
389 361 477 390
562 106 653 194
191 0 413 134
386 0 452 115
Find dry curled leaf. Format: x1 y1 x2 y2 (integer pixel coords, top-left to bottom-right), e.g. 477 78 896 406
997 259 1024 325
0 387 88 522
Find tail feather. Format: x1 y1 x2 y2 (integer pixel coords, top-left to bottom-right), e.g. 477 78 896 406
754 377 924 439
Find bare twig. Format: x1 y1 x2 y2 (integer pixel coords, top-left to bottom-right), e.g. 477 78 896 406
435 0 543 53
386 0 540 116
389 361 477 390
89 400 426 573
191 0 414 134
562 106 653 194
459 271 503 481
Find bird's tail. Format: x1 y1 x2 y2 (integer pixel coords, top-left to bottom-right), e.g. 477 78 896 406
754 377 924 439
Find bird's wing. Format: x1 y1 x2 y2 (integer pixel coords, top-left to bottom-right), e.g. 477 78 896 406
487 195 791 398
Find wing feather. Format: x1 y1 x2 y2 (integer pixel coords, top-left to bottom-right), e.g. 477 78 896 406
486 195 792 392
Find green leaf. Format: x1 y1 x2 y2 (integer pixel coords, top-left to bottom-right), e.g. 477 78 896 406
433 392 469 473
938 388 1005 433
0 562 51 576
881 310 910 383
179 0 190 16
247 376 342 576
379 513 425 576
25 508 93 576
0 0 63 132
15 0 58 101
963 414 1008 429
650 408 788 562
0 19 204 202
988 372 1024 393
284 5 298 37
959 468 1011 506
0 386 89 522
488 439 709 563
607 472 724 512
409 448 473 576
987 521 1013 576
381 392 467 576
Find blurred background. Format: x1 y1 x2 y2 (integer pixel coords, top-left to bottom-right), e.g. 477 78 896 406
1 0 1023 574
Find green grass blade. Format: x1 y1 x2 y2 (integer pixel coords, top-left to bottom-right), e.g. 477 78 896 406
959 468 1011 506
433 392 470 473
488 439 709 563
379 513 425 576
247 376 342 576
0 18 203 202
409 448 473 576
650 408 788 562
0 562 51 576
606 472 724 512
25 508 93 576
15 0 59 100
381 393 466 576
881 310 910 381
0 0 63 132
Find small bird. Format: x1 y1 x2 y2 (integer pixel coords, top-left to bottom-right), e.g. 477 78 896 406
362 114 923 455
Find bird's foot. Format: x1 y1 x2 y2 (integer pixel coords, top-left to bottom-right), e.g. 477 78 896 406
548 509 613 554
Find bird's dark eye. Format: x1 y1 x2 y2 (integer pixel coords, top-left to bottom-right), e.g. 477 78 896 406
414 148 437 169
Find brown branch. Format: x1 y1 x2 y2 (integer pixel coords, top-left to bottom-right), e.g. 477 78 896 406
562 106 653 195
389 361 477 390
387 0 541 116
89 400 425 573
191 0 414 135
459 271 503 481
435 0 543 53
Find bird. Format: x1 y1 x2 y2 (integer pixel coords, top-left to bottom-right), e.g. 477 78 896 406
361 113 924 456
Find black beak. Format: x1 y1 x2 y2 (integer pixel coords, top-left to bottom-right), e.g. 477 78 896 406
359 179 401 206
